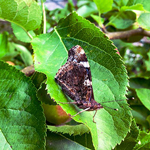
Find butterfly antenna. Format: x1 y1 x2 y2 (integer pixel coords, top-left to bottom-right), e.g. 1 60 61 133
102 104 118 111
100 99 129 104
57 101 77 104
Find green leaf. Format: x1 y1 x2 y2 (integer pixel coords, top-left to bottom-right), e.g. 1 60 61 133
113 0 129 7
0 32 8 58
136 88 150 111
0 61 46 149
145 51 150 71
121 4 144 11
0 129 12 150
130 105 150 130
139 72 150 80
134 131 150 150
93 0 113 13
11 23 35 43
31 72 47 89
138 13 150 30
107 11 136 29
114 119 139 150
127 0 150 12
48 124 89 136
147 115 150 126
90 14 105 27
37 82 55 105
62 132 94 150
77 2 98 17
129 78 150 89
46 131 90 150
13 43 33 66
0 0 42 31
1 42 18 61
32 12 131 150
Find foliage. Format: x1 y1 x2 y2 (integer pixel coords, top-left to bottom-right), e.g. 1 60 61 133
0 0 150 150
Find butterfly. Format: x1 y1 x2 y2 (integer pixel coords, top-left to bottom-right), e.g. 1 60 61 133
55 45 104 122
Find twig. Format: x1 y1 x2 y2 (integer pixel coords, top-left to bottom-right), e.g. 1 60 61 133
106 27 150 40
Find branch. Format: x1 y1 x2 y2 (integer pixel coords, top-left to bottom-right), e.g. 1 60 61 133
106 27 150 40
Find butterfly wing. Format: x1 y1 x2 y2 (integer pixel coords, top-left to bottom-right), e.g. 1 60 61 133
55 45 102 110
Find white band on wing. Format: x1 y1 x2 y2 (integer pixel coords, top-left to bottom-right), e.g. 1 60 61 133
80 61 90 68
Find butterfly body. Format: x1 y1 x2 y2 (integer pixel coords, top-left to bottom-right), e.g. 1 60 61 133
55 45 103 111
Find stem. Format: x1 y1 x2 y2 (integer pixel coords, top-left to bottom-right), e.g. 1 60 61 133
42 0 46 34
98 12 101 27
27 31 33 39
